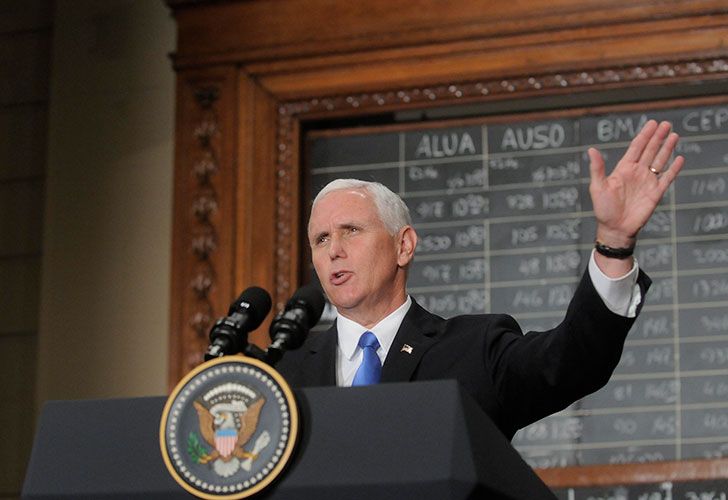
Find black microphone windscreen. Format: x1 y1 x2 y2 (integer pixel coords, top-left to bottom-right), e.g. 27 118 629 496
229 286 272 328
289 283 325 327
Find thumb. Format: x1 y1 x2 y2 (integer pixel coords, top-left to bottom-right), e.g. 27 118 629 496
588 147 606 189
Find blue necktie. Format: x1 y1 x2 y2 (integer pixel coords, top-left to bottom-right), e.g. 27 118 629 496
352 331 381 386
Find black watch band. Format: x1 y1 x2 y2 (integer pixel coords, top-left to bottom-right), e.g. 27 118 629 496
594 240 635 260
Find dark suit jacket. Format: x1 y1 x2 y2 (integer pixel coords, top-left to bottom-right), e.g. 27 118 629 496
276 269 651 439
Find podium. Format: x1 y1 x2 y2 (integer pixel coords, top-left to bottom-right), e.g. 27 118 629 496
22 380 556 499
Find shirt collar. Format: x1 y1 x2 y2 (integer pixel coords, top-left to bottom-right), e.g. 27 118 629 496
336 296 412 360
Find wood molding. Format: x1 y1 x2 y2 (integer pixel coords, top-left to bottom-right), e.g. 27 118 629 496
170 0 728 69
168 67 238 385
539 458 728 488
274 57 728 117
254 17 728 99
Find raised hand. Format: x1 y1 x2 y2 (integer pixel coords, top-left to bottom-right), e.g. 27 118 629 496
588 120 685 276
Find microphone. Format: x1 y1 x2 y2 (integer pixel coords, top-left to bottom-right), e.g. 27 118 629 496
265 283 325 365
204 286 272 361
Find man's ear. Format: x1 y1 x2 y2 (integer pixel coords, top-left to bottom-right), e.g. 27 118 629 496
396 226 417 267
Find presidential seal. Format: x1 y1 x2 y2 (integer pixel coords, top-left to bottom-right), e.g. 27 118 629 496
160 355 298 499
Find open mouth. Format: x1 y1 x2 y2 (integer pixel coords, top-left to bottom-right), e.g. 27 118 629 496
331 271 351 285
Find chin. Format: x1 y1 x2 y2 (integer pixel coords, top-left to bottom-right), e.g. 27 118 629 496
327 291 363 312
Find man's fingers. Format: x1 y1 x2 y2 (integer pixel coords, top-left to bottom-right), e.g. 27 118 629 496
638 121 673 169
658 155 685 191
622 119 658 163
588 147 605 187
649 132 680 173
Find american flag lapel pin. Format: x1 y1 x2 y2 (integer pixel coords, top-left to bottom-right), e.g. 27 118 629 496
401 344 413 354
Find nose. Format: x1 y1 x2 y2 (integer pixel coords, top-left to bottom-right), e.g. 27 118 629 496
328 233 346 260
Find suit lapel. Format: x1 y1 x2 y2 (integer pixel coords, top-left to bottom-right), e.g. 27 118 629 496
380 300 440 383
300 324 338 386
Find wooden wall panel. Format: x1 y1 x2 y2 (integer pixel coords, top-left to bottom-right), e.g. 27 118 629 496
170 0 728 68
234 75 280 345
256 18 728 99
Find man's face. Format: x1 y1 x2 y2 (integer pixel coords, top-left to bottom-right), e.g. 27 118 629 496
308 189 413 325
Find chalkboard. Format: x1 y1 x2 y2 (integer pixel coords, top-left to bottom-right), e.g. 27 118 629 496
304 100 728 470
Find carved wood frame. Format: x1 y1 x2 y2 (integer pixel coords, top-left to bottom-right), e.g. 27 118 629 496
167 0 728 488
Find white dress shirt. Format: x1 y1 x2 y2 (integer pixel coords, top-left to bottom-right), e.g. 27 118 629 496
335 250 641 386
336 296 412 386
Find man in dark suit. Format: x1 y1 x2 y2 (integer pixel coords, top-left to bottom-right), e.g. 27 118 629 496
276 120 684 439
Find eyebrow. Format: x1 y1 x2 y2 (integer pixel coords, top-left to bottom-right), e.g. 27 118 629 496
310 230 328 243
309 221 364 242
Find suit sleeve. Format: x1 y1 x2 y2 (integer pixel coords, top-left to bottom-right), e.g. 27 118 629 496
486 269 651 432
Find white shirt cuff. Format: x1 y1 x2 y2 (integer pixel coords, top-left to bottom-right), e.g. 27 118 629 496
587 249 641 318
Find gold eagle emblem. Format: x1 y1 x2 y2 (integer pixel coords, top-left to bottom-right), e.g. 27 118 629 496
191 396 268 477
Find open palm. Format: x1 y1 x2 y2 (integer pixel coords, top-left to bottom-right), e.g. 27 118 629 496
588 120 685 248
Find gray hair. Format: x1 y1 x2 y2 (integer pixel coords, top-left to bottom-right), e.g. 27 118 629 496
311 179 412 235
